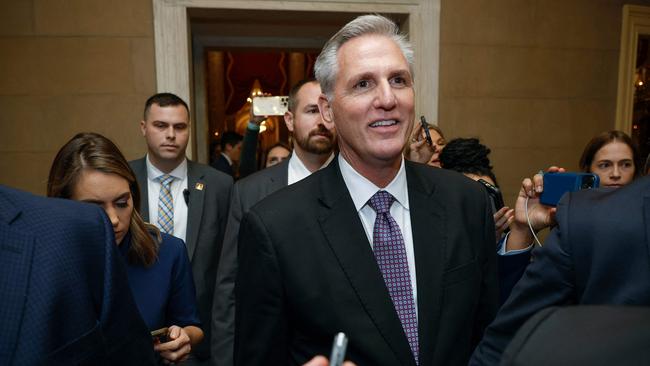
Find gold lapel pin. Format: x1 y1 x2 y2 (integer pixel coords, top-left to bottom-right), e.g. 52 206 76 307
195 183 204 191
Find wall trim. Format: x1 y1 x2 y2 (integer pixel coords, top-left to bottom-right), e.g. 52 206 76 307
615 5 650 133
152 0 441 160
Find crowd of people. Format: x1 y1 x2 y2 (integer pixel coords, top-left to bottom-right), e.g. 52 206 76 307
2 13 649 366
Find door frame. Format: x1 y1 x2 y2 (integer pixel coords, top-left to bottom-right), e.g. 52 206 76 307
152 0 441 159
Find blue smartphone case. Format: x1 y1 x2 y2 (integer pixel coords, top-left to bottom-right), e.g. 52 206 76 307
539 172 600 206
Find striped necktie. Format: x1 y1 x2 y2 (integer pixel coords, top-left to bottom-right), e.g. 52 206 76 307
156 174 175 234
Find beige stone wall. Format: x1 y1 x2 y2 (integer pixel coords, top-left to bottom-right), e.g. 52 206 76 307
1 0 648 198
439 0 650 204
0 0 155 194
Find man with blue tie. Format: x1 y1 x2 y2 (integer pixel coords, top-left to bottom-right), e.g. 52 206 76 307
130 93 232 365
234 15 498 366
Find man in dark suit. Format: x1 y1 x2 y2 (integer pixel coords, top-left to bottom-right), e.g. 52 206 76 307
211 78 336 366
0 185 156 366
234 15 498 366
212 132 243 178
130 93 232 365
469 176 650 365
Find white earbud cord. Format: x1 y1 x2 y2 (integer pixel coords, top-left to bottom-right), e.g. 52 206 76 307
525 196 543 247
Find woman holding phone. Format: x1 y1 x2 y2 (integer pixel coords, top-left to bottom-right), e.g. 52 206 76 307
506 130 641 254
578 130 641 187
405 120 447 167
47 132 203 363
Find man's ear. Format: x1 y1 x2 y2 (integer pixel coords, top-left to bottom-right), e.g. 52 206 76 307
140 120 146 136
284 111 295 132
318 94 333 123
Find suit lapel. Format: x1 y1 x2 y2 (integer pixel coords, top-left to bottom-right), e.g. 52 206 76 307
267 160 289 193
132 157 150 221
317 160 416 366
0 192 34 363
186 161 205 259
277 160 289 187
405 163 446 365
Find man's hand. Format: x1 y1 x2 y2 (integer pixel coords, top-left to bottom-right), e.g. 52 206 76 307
303 355 357 366
154 325 192 364
505 166 566 250
494 206 514 242
514 166 565 231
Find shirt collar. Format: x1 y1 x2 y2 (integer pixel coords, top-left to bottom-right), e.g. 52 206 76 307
338 154 409 212
146 154 187 181
288 151 335 185
220 152 233 166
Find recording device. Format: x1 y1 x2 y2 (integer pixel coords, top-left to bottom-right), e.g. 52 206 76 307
477 178 505 212
329 332 348 366
539 172 600 207
252 96 289 116
151 327 169 343
420 116 433 146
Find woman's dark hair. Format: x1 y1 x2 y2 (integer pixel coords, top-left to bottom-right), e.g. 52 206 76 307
439 137 498 186
578 130 641 178
428 124 445 141
262 142 292 168
47 132 159 266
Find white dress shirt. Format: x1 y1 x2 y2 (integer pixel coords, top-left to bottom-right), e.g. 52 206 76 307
220 152 233 167
287 152 335 185
338 155 418 318
146 155 189 242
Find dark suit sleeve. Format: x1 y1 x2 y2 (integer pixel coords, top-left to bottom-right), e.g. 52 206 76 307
235 209 288 366
470 195 576 366
472 191 500 348
239 127 260 178
497 249 531 305
96 208 157 365
212 182 244 366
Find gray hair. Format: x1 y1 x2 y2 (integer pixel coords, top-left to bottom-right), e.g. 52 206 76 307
314 14 414 99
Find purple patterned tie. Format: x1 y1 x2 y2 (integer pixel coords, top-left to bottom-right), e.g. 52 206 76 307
369 190 419 364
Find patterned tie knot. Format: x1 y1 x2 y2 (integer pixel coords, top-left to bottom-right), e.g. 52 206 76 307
368 190 395 214
156 174 175 187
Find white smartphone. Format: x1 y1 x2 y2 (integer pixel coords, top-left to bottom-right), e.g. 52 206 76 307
252 96 289 116
329 332 348 366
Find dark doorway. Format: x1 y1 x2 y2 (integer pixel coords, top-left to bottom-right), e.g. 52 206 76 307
188 9 407 167
633 35 650 168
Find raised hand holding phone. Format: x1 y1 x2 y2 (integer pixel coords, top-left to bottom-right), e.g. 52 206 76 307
420 116 433 146
252 96 289 116
539 172 599 206
406 117 436 164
